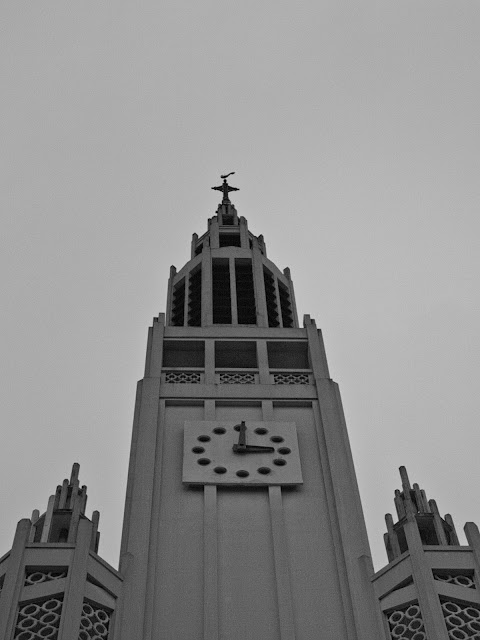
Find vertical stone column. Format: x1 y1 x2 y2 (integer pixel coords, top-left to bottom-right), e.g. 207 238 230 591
283 268 299 328
183 269 190 327
239 216 249 248
209 217 220 249
59 519 93 639
257 340 270 385
205 339 215 385
201 247 212 326
273 276 283 327
165 265 177 327
251 238 268 327
0 519 30 640
229 256 238 325
117 374 162 640
145 314 165 379
203 485 219 640
305 316 330 379
268 486 296 640
464 522 480 590
191 233 198 259
311 318 384 640
403 517 450 639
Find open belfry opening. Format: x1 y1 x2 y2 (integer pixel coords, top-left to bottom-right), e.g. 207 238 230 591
1 176 480 640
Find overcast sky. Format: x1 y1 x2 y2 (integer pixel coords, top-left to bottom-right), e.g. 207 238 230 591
1 1 479 570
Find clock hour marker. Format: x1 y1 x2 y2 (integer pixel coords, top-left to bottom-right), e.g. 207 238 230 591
192 447 205 454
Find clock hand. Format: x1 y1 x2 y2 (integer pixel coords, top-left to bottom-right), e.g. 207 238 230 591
232 422 275 453
238 421 246 447
237 444 275 453
232 421 247 453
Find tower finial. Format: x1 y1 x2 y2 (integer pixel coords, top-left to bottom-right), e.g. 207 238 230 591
212 172 239 204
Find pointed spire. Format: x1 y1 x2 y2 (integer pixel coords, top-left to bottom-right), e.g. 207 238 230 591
383 467 460 562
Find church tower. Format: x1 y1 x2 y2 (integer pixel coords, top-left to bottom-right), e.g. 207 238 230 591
3 177 480 639
114 176 385 640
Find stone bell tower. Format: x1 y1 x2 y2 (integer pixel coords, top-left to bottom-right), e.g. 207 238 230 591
114 176 385 640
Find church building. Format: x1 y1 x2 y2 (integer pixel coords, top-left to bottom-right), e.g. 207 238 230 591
1 177 480 640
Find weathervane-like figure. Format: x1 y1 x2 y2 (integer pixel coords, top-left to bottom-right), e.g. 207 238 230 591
212 172 239 204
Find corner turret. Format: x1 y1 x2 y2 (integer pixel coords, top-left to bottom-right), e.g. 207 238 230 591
0 463 121 640
384 466 459 562
372 467 480 639
29 463 100 551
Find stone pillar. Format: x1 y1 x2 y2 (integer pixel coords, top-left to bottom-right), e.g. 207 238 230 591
0 519 30 640
59 519 93 639
252 237 268 327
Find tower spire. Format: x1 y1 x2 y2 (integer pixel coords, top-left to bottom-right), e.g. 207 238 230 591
211 172 239 204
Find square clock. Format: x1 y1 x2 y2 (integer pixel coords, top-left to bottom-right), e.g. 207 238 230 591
183 421 303 486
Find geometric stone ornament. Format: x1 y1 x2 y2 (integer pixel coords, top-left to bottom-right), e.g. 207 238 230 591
14 596 63 639
183 421 303 486
79 601 111 639
24 568 68 587
441 600 480 639
218 372 256 384
434 573 476 589
273 372 310 385
387 603 426 639
165 371 202 384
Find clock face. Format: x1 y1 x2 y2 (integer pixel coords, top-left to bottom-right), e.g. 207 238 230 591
182 421 303 486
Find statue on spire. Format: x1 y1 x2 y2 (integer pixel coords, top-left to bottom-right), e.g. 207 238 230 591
212 172 239 204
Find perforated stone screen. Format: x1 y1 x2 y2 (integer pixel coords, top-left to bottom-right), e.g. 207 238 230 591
14 595 63 639
164 371 201 384
218 372 256 384
441 600 480 638
24 568 67 587
79 601 111 639
273 372 310 385
434 573 476 589
387 603 426 639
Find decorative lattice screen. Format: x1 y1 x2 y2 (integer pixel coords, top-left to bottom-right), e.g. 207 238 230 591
273 373 310 385
14 596 63 639
387 603 426 639
164 371 201 383
25 569 67 587
78 601 111 639
434 573 476 589
441 600 480 638
218 372 256 384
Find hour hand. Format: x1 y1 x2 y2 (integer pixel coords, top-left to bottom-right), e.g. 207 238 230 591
233 444 275 454
232 421 247 452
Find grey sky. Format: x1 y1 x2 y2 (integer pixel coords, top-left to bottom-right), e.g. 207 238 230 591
1 1 479 569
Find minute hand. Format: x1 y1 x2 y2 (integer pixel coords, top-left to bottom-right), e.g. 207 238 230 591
232 444 275 454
